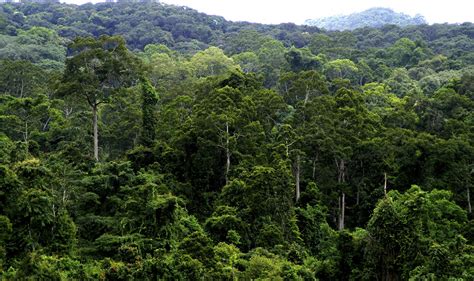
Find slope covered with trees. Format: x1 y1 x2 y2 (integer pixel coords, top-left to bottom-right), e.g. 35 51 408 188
305 7 427 31
0 2 473 280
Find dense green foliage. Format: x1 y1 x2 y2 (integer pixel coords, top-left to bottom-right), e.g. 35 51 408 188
0 2 473 280
305 7 427 31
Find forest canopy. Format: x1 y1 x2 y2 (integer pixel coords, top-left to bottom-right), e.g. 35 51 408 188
0 2 473 280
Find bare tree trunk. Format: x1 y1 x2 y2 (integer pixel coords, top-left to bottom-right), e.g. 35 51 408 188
312 157 317 179
24 121 29 155
336 159 346 231
42 116 51 131
384 172 388 197
304 86 310 105
339 192 345 230
225 122 230 185
337 159 345 183
283 82 289 97
93 104 99 161
20 78 25 98
295 154 300 203
468 187 472 214
64 107 73 118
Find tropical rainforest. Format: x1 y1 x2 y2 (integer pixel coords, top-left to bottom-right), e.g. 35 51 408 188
0 1 473 280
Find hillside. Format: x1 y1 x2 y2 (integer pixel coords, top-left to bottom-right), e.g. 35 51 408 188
0 2 473 280
0 3 472 68
305 7 427 30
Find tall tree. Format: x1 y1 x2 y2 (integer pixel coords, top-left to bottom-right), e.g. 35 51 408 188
59 36 140 161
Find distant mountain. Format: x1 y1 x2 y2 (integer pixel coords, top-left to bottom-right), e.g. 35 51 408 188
305 7 427 30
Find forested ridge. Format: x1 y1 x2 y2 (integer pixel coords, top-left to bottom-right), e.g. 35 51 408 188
0 2 473 280
304 8 427 31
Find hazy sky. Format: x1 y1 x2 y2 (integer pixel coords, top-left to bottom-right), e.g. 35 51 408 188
63 0 474 25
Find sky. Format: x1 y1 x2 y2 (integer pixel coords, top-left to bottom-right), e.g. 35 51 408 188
62 0 474 25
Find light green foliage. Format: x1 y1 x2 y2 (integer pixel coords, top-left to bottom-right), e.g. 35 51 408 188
324 59 359 80
232 51 260 73
241 250 287 280
190 46 239 77
141 43 193 93
386 67 421 96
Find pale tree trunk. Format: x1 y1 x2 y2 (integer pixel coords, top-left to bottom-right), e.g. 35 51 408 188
468 168 473 214
339 193 345 231
304 86 310 106
20 78 25 98
468 187 472 214
294 154 301 203
24 121 29 155
218 121 234 186
225 122 230 185
384 172 388 197
64 107 73 118
283 82 289 98
93 104 99 161
336 159 346 231
312 157 317 179
42 117 51 131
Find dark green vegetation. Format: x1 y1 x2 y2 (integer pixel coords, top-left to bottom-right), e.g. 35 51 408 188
305 7 427 31
0 2 473 280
